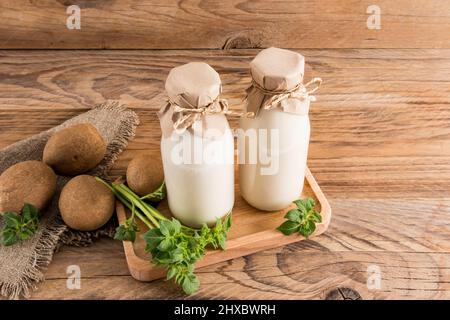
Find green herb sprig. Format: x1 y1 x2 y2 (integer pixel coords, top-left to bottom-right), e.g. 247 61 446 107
1 203 40 246
97 178 232 295
114 201 139 242
277 198 321 238
140 182 166 202
143 215 231 294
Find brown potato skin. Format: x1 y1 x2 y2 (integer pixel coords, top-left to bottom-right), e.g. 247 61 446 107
0 160 57 214
59 175 114 231
43 123 106 176
126 153 164 197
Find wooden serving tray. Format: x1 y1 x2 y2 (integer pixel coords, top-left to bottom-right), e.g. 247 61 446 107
116 167 331 282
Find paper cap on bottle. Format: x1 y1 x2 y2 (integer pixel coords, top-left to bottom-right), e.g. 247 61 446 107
165 62 222 108
159 62 229 137
250 47 305 91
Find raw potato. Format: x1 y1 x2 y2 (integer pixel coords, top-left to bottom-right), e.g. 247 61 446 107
0 160 57 214
59 175 114 231
126 152 164 196
43 123 107 176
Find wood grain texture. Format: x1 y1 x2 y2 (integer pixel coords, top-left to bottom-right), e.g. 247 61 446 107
0 1 450 49
36 238 450 299
0 49 449 299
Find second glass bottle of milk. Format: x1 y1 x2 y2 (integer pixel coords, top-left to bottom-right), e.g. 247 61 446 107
238 47 321 211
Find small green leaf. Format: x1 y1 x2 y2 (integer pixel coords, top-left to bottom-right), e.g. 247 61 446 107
2 229 18 246
114 224 136 242
284 209 301 222
200 224 210 236
225 214 232 231
171 218 181 234
3 212 20 228
215 218 223 231
305 198 315 212
114 216 139 242
312 212 322 223
182 274 200 295
153 251 173 265
167 267 177 280
22 203 39 220
308 219 316 232
293 199 306 211
170 246 184 263
159 220 170 236
278 198 320 239
299 220 316 238
1 204 40 246
157 238 173 251
159 220 179 236
142 228 164 251
277 220 299 235
218 234 226 250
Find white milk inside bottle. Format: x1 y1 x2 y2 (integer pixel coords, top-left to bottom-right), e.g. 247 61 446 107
238 47 321 211
239 107 310 211
158 62 234 227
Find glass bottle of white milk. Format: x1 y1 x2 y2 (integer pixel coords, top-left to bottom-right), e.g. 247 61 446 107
238 47 321 211
158 62 234 228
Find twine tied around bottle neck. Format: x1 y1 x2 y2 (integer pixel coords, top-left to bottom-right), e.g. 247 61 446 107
249 77 322 112
168 95 254 134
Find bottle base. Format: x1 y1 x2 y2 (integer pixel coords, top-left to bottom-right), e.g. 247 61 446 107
241 194 292 212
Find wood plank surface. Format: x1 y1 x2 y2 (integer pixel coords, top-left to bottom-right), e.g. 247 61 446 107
36 238 450 299
0 1 450 49
0 49 449 299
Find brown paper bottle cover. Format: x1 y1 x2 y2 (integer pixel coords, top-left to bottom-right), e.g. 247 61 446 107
245 47 321 117
158 62 230 138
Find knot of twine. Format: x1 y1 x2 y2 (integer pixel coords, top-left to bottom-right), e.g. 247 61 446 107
169 95 253 133
252 77 323 111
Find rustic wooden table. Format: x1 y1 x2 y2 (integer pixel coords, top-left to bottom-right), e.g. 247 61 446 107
1 49 449 299
1 0 450 300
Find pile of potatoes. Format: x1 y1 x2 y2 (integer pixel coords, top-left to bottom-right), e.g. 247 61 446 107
1 122 165 232
0 123 113 231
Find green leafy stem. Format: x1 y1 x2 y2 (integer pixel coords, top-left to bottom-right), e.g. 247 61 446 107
96 178 232 295
1 203 40 246
277 198 322 238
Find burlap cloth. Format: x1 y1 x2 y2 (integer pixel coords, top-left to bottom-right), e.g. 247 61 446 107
0 101 139 299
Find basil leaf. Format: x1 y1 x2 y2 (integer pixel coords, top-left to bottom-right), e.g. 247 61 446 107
159 220 180 236
278 198 321 239
142 228 164 251
157 238 173 251
225 214 232 231
114 224 136 242
3 212 20 228
167 267 177 280
294 199 307 212
2 231 18 246
305 198 315 212
284 209 301 222
312 212 322 223
1 204 40 246
22 203 39 221
277 220 300 235
182 274 200 295
171 218 181 234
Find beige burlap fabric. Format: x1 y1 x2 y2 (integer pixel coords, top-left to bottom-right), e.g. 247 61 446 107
0 101 139 299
